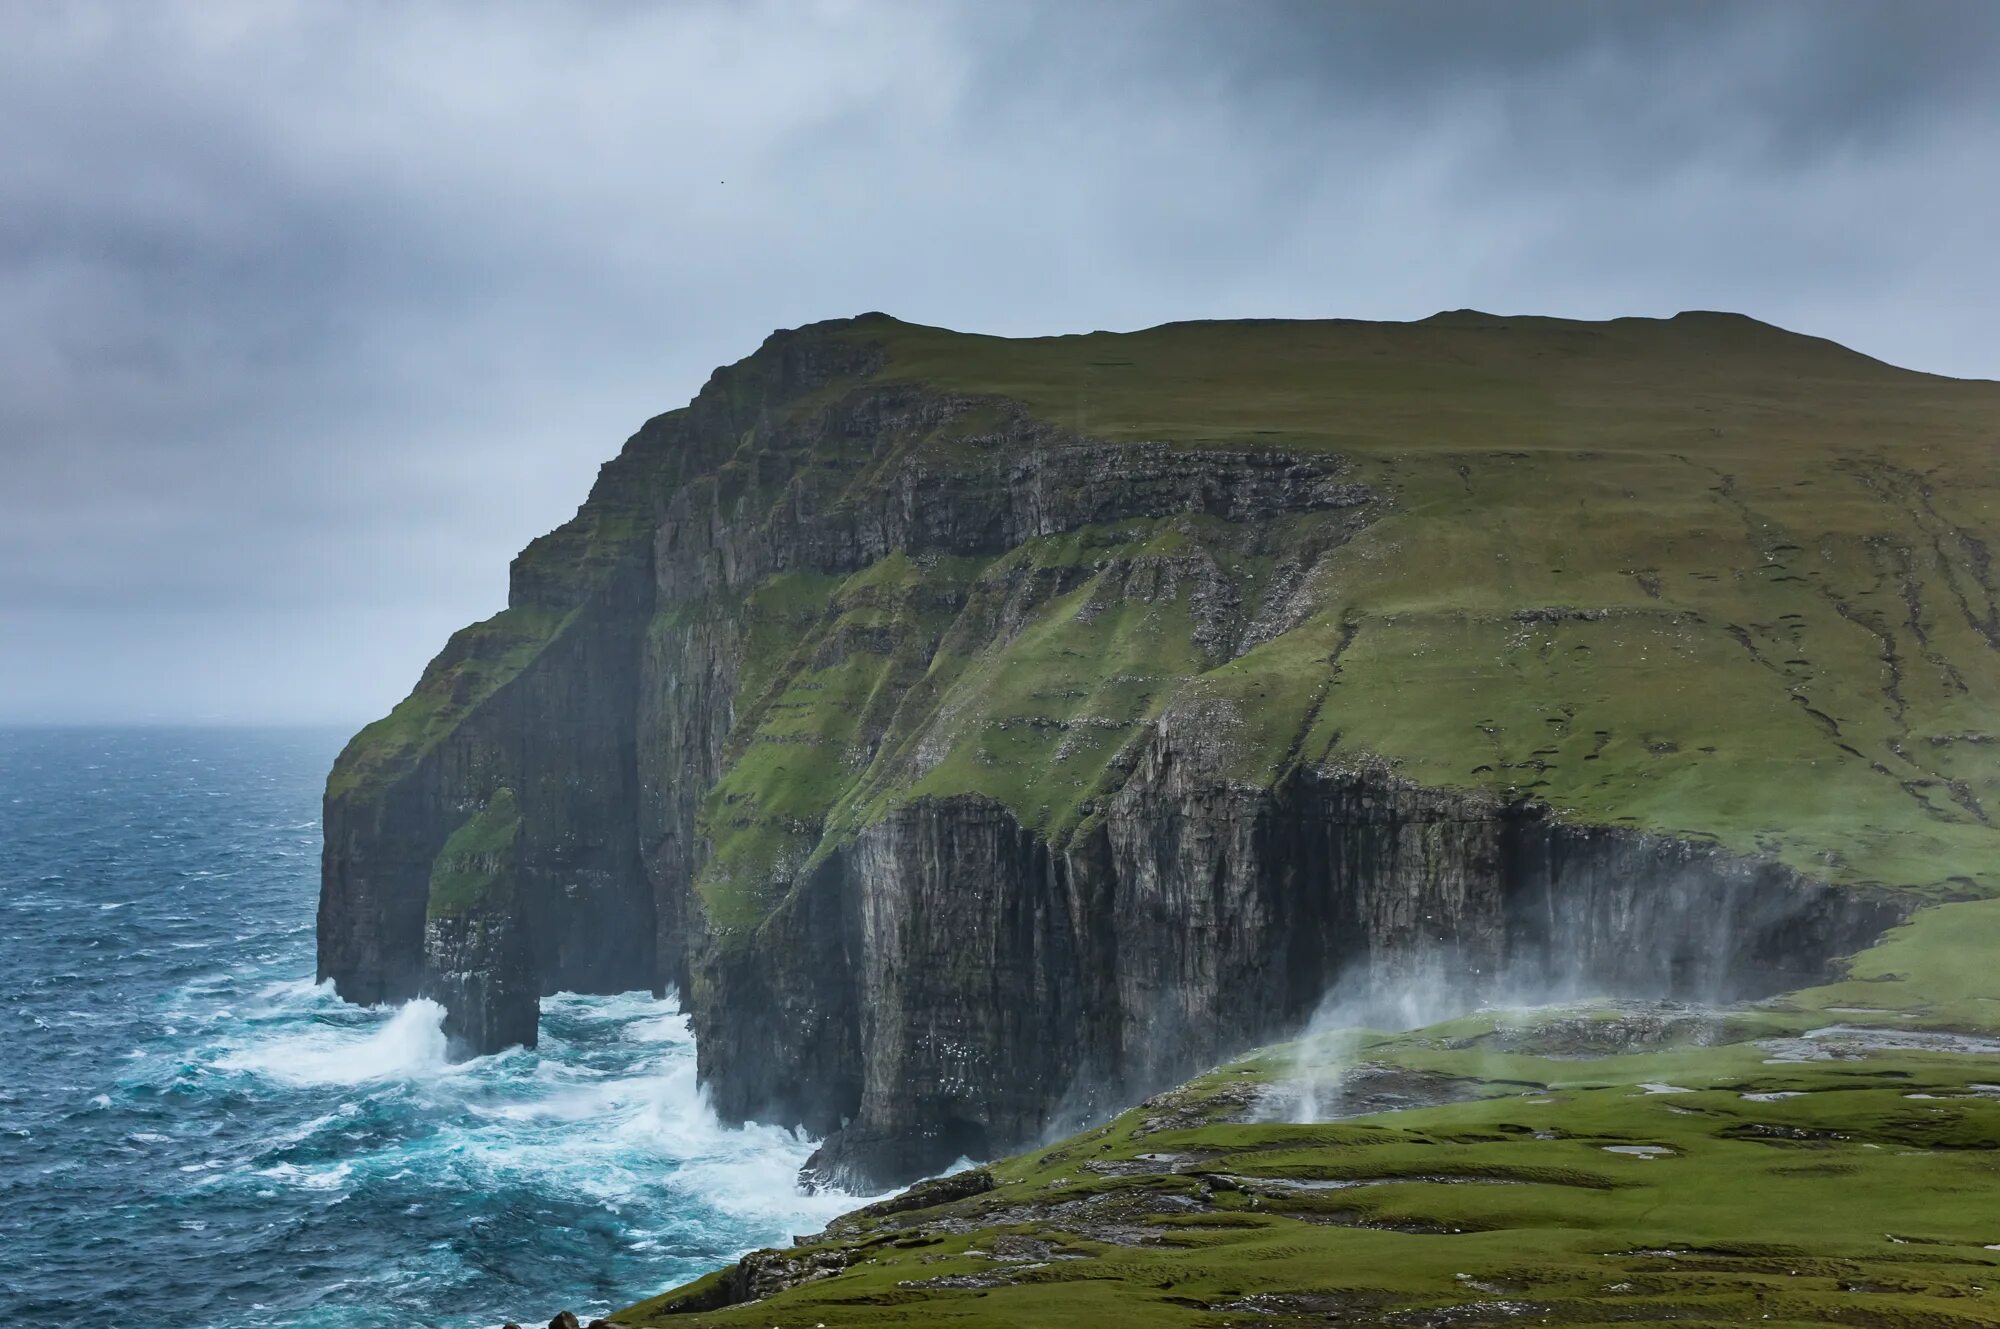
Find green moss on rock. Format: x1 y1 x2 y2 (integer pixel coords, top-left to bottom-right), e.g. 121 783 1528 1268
328 608 572 803
425 788 521 919
324 312 2000 1322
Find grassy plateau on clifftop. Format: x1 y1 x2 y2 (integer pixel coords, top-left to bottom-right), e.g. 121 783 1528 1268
672 311 2000 931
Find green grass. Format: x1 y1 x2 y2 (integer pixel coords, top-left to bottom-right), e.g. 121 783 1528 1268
657 314 2000 943
837 532 1216 840
852 308 1994 455
692 554 987 935
684 515 1290 939
351 311 2000 912
1790 896 2000 1029
622 921 2000 1326
425 787 520 918
327 607 573 802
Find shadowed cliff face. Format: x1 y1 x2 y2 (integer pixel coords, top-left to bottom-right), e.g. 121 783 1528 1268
724 768 1905 1191
320 313 2000 1191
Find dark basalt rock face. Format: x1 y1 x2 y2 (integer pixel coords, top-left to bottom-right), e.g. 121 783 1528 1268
318 318 1912 1194
318 582 657 1013
769 767 1905 1191
423 909 537 1058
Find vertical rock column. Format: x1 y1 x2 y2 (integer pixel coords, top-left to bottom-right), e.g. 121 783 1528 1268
419 788 539 1056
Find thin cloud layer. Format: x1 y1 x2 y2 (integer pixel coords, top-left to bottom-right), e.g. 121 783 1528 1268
2 1 1995 723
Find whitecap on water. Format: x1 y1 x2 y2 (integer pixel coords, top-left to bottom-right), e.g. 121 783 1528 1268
253 975 340 1006
9 729 900 1327
256 1160 355 1192
623 1010 695 1044
217 999 454 1086
173 980 886 1312
445 1029 878 1230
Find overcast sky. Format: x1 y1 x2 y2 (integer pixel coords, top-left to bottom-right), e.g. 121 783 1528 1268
3 1 1996 725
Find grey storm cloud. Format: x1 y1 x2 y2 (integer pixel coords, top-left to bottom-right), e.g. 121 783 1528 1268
1 0 1996 723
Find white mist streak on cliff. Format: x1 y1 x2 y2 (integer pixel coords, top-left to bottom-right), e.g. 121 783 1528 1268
1258 951 1642 1125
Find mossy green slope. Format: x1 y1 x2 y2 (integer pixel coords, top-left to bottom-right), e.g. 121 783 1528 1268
329 311 2000 917
328 607 575 801
667 312 2000 936
323 311 2000 1320
425 787 521 918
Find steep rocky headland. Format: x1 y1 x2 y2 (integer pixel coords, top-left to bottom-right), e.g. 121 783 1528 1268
319 312 2000 1204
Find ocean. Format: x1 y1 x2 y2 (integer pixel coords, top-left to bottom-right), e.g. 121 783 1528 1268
0 726 862 1328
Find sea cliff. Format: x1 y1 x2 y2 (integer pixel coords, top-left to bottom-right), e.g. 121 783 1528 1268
320 311 2000 1190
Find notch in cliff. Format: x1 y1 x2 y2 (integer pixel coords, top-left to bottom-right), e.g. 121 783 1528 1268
320 310 2000 1190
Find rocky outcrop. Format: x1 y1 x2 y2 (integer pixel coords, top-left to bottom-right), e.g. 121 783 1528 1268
412 787 540 1056
317 578 658 1020
319 314 1929 1195
423 908 536 1059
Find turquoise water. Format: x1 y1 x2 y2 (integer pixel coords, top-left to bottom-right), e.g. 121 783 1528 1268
0 727 861 1327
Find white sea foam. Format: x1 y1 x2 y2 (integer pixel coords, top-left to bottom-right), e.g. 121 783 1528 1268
193 983 883 1281
219 998 454 1086
448 1000 879 1230
255 975 339 1005
11 728 891 1327
623 1010 694 1044
256 1160 355 1191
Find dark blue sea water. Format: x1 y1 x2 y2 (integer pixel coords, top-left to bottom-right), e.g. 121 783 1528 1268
0 727 862 1328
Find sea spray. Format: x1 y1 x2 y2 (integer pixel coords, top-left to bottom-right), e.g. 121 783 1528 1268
1257 951 1484 1122
1256 948 1673 1124
217 993 453 1086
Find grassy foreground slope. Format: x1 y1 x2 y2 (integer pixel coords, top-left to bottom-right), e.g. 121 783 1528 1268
624 899 2000 1328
